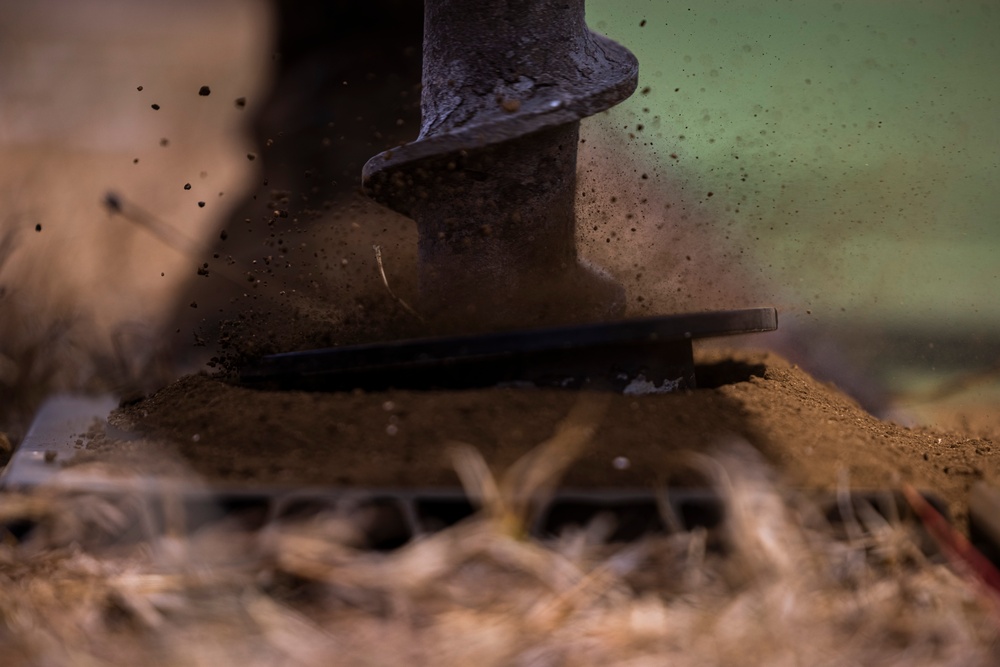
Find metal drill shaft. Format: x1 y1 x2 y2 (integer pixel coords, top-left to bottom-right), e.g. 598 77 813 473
363 0 638 331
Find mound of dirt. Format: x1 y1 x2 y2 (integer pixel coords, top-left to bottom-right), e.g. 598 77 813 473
100 347 998 528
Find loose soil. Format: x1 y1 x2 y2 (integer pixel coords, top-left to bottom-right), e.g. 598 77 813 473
91 347 999 529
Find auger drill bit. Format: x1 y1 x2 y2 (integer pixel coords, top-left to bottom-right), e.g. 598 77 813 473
363 0 638 331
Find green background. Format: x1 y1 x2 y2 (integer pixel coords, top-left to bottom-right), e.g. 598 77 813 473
590 0 999 332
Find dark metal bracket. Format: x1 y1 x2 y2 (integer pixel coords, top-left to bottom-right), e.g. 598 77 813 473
240 307 778 392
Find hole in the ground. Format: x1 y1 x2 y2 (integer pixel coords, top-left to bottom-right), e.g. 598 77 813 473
415 497 476 533
539 499 666 542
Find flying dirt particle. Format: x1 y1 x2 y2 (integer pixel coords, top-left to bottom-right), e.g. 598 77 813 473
103 192 123 213
247 153 256 161
198 85 211 96
34 223 41 232
639 19 646 27
707 192 714 197
235 97 246 109
132 158 139 164
641 86 651 95
44 450 57 463
151 103 160 110
136 85 143 91
220 230 228 241
184 183 192 190
160 138 170 147
198 201 206 208
190 301 198 308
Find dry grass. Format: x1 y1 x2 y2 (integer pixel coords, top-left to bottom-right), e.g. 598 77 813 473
1 403 999 666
